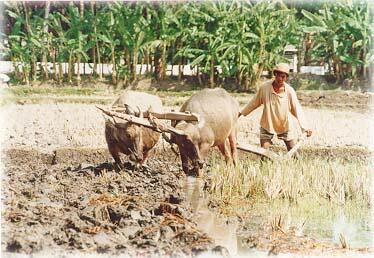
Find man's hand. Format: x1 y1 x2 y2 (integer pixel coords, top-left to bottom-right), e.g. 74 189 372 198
305 129 312 137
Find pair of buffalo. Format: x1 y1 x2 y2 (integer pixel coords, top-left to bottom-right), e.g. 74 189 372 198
105 88 239 176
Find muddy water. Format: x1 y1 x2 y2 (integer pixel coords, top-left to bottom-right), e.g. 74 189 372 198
184 177 373 257
184 177 238 256
184 177 266 257
245 200 373 247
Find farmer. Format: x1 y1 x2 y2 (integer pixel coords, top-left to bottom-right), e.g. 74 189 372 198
238 63 312 151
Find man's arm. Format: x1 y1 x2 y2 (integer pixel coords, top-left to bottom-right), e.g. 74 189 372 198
289 89 312 137
239 87 263 117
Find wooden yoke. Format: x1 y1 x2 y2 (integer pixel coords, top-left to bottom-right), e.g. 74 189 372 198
112 106 200 122
96 106 187 136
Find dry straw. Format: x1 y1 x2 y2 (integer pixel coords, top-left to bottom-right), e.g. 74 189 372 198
208 155 370 206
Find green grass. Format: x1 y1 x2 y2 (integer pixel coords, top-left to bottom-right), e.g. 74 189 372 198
0 86 198 107
2 86 107 97
0 84 366 108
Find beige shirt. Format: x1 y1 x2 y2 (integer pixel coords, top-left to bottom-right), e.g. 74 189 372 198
241 80 308 134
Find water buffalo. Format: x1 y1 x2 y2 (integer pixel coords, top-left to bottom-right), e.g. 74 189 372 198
105 90 163 169
172 88 239 176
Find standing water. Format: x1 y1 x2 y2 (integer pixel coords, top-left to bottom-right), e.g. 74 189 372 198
184 177 374 257
184 177 239 255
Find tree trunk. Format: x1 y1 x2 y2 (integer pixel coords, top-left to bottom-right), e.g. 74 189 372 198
139 55 144 76
332 55 342 82
361 46 367 79
23 1 36 84
58 51 63 84
210 58 214 88
97 42 102 80
12 57 21 82
178 58 183 81
76 0 84 86
42 1 50 80
23 64 30 85
160 45 167 80
236 71 242 86
255 64 264 84
111 45 117 85
52 48 57 82
197 66 202 86
68 52 73 84
145 49 150 74
154 48 161 80
304 33 313 65
243 75 249 91
132 48 138 82
90 1 97 78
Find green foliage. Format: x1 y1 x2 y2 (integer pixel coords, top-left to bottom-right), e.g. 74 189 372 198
301 1 373 81
3 1 372 88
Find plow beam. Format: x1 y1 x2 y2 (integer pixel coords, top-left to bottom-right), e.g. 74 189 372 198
237 143 279 160
112 107 200 122
96 106 187 136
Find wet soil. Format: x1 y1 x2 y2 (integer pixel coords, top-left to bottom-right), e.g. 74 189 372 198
296 91 373 112
2 148 221 257
2 146 372 257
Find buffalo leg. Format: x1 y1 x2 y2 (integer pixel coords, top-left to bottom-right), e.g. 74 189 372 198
228 130 238 166
180 152 190 175
141 150 150 166
217 140 231 163
108 143 123 170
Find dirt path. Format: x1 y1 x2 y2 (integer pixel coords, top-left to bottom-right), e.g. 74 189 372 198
1 102 372 152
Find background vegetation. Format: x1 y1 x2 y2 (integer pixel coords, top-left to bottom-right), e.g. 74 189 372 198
2 0 373 90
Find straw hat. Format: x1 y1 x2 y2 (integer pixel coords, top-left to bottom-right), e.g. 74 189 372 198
273 63 290 76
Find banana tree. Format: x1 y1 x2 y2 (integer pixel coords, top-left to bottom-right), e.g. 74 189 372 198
147 3 180 80
114 3 149 82
302 1 373 81
244 1 297 89
218 1 297 90
175 1 230 87
6 2 44 85
63 3 91 85
96 5 121 85
188 35 224 88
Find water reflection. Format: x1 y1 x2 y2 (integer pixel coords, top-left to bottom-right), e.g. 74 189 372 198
332 210 374 248
185 177 373 257
247 200 374 249
184 177 238 256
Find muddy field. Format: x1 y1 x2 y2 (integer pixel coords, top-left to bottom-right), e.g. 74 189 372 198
2 147 222 257
1 90 373 257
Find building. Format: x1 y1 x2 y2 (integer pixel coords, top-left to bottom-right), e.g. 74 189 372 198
284 44 298 73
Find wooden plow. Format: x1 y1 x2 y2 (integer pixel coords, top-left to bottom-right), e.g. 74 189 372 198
96 105 193 136
237 142 279 160
97 105 307 160
237 132 309 160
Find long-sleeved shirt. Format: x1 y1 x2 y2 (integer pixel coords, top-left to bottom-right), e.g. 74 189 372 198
241 80 308 134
